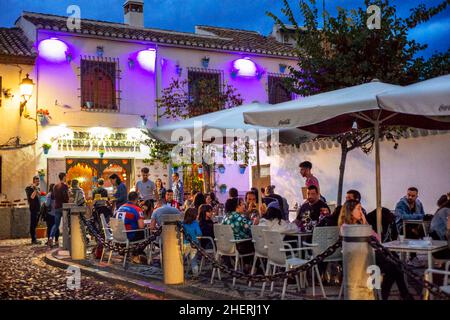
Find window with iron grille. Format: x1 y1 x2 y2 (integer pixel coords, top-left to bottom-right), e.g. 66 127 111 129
268 74 293 104
188 68 223 117
80 57 121 112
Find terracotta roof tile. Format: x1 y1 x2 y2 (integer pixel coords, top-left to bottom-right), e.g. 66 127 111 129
21 12 296 58
0 27 36 58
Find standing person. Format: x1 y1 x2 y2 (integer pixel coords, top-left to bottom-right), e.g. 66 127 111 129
45 184 59 247
25 176 42 244
51 172 69 247
299 161 326 202
92 178 108 199
183 208 202 277
70 179 86 206
109 173 127 209
153 178 166 203
135 167 156 218
172 172 184 206
294 185 330 232
338 200 413 300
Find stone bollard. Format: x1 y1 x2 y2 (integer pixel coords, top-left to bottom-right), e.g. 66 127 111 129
70 206 86 260
342 224 376 300
62 203 76 251
161 213 184 285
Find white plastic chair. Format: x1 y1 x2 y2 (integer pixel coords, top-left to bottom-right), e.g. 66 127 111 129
303 226 342 299
198 236 216 274
108 218 149 268
210 224 254 287
261 230 324 300
249 225 269 287
424 261 450 299
99 213 113 263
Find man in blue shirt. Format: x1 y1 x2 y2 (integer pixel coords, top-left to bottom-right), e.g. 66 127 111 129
395 186 425 235
109 173 127 209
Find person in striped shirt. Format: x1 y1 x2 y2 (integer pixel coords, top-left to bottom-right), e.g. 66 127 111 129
114 191 145 241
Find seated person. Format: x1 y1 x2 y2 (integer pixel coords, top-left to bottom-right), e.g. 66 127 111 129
183 208 202 276
259 206 298 233
263 185 285 216
338 200 413 300
163 189 180 209
394 187 425 237
149 204 181 230
198 204 215 249
114 192 145 241
366 207 398 243
430 195 450 241
294 185 330 231
326 190 366 227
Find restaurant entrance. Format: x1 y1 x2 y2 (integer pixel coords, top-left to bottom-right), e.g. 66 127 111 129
65 158 132 197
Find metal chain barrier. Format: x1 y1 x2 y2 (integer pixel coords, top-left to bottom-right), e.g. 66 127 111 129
177 222 342 283
368 236 450 300
79 212 162 256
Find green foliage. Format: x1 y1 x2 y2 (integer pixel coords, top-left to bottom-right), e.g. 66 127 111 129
268 0 449 96
142 129 174 165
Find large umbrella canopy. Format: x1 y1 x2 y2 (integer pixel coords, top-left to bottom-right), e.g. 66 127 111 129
151 102 315 204
243 79 450 236
377 74 450 117
151 102 315 144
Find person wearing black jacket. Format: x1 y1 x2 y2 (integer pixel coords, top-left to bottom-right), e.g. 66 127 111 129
198 204 215 249
25 176 41 244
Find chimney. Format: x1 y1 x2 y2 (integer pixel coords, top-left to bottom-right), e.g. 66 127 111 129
123 0 144 28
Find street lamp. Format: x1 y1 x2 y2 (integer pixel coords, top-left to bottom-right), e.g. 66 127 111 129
19 74 34 117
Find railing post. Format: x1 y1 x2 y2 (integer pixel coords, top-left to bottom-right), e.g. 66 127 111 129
161 213 184 285
342 224 376 300
70 206 86 260
62 203 75 251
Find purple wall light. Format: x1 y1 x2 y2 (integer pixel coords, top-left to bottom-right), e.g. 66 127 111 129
38 38 69 63
137 48 156 72
232 57 257 77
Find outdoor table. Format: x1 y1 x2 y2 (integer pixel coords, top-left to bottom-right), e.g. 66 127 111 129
382 239 448 299
281 230 313 257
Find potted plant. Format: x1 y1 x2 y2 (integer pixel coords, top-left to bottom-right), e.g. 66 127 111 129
279 63 287 73
201 56 210 68
98 147 105 158
217 164 225 174
42 143 52 155
239 164 247 174
172 164 180 173
219 184 227 194
37 169 45 180
36 108 52 126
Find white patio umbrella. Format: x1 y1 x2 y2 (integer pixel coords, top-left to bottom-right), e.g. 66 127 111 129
377 74 450 118
243 79 450 235
151 102 315 203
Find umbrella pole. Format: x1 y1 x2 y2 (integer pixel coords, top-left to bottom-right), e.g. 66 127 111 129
374 121 382 237
256 138 262 207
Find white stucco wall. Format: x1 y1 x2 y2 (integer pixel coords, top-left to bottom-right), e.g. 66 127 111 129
259 132 450 214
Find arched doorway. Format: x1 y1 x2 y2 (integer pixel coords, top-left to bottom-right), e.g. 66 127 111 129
66 162 98 196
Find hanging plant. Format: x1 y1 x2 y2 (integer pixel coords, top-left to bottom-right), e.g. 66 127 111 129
42 143 52 155
37 169 45 178
98 147 105 158
36 108 52 126
239 164 247 174
172 164 179 173
219 184 227 194
217 164 225 174
201 56 210 68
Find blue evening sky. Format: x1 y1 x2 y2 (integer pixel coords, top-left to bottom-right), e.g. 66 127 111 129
0 0 448 58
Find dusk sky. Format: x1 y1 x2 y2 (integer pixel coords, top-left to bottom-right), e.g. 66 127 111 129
1 0 449 58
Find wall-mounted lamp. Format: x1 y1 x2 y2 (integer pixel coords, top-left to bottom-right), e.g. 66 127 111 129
2 88 13 99
128 57 135 69
137 48 156 72
38 38 69 63
96 46 104 57
19 74 34 117
175 63 183 76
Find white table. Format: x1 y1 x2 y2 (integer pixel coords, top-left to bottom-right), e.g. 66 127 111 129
383 239 448 269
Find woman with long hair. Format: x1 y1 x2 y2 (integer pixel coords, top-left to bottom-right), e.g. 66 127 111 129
198 204 214 248
339 200 413 300
193 192 206 212
45 183 58 247
183 208 202 277
154 178 166 202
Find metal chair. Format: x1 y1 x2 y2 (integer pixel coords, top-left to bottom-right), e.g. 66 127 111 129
99 213 113 263
303 226 342 299
108 218 149 268
210 224 254 287
261 230 323 300
198 236 216 274
424 261 450 299
249 225 269 287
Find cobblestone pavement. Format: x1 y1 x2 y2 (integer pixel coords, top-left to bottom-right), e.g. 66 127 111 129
0 239 156 300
